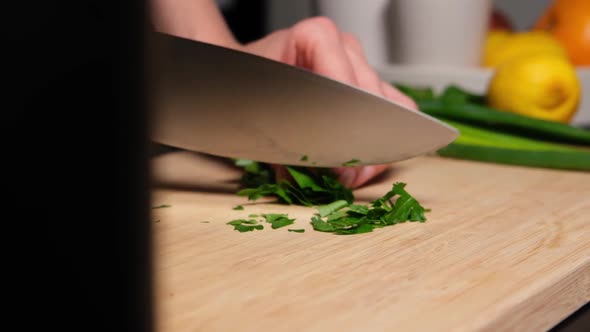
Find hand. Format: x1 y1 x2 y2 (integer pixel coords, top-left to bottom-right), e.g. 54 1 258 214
240 17 418 188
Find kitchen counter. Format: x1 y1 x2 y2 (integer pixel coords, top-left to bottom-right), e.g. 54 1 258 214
151 151 590 331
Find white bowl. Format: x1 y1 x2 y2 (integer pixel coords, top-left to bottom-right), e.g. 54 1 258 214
376 65 590 127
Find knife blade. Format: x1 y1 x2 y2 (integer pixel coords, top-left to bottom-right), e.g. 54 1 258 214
150 32 458 167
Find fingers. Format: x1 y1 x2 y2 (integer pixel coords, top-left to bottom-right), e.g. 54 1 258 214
272 164 389 189
290 18 407 189
249 17 418 112
291 17 358 85
340 33 385 97
332 165 390 189
341 33 419 111
381 82 419 110
266 17 422 190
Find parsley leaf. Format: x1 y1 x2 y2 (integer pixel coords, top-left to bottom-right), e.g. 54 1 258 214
227 219 258 225
317 200 349 217
236 163 352 206
335 223 374 235
341 159 361 167
227 219 264 232
288 229 305 233
234 159 274 188
286 167 327 192
238 183 292 204
347 204 369 215
262 213 295 229
310 216 336 232
152 204 171 209
233 205 244 210
300 155 308 161
234 224 264 232
377 183 427 223
261 213 289 223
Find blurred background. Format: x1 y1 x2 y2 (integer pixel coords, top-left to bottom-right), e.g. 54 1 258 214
266 0 554 32
218 0 589 127
219 0 554 43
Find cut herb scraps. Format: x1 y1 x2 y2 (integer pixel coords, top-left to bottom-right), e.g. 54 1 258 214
228 182 428 235
235 161 353 206
231 159 430 235
341 159 361 167
226 213 295 232
262 213 295 229
227 219 264 232
310 183 428 235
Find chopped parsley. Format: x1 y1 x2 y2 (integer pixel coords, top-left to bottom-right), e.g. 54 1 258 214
236 161 353 206
232 159 429 235
262 213 295 229
310 183 427 234
341 159 361 167
226 219 264 232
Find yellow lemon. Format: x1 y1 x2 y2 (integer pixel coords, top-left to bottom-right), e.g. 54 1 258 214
487 53 581 123
482 30 568 67
484 30 511 57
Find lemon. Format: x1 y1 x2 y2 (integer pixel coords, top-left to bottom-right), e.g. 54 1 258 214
482 30 568 67
483 30 511 59
487 53 581 123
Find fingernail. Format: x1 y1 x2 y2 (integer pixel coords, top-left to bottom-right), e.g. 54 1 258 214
338 168 357 188
353 166 375 188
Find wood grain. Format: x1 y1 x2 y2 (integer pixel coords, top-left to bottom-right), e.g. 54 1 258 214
151 152 590 332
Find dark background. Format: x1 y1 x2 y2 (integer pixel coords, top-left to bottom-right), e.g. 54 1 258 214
222 0 266 43
13 0 152 330
10 1 269 331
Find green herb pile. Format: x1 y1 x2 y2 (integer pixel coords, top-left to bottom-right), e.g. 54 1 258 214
309 182 427 235
236 161 353 206
228 160 428 235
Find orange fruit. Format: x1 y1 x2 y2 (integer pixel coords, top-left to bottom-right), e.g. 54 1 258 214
534 0 590 66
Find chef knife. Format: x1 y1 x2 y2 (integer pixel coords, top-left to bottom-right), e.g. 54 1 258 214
150 32 458 167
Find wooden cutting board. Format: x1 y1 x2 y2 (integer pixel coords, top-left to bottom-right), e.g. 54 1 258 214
151 151 590 332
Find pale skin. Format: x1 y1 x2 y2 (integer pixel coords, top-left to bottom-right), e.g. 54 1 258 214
151 0 418 188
